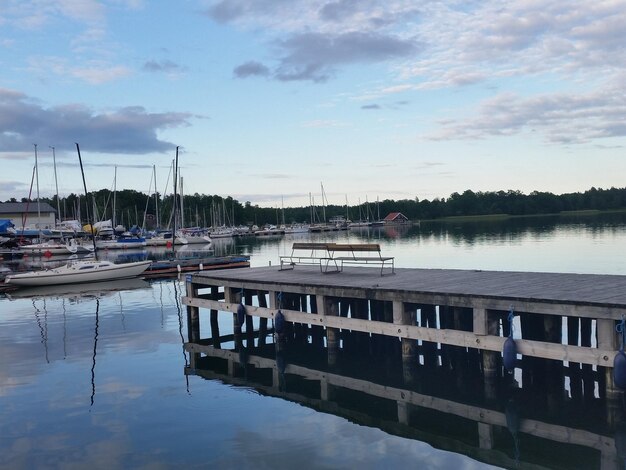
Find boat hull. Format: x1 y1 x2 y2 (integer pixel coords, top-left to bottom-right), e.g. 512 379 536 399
4 260 152 287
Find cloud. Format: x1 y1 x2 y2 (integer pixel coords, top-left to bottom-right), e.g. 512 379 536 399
361 104 381 110
233 61 270 78
428 80 626 144
26 56 132 85
1 0 105 29
143 59 185 74
277 31 417 82
234 31 418 83
0 88 193 154
0 181 27 192
71 64 132 84
205 0 311 26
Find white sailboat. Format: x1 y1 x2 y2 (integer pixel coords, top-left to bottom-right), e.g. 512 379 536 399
5 144 151 287
4 259 152 287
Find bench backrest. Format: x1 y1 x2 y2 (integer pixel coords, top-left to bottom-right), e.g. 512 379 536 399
327 243 381 252
292 242 330 251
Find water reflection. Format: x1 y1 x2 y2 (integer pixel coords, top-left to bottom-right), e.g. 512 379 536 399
90 298 99 408
186 329 618 470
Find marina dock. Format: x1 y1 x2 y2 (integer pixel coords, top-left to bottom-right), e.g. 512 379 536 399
183 265 626 468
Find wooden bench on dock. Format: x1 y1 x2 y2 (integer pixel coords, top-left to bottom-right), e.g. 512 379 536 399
323 243 395 275
279 242 331 271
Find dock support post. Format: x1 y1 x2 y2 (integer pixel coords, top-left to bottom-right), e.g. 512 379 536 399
598 318 621 426
185 280 200 343
475 308 499 379
394 301 417 383
225 287 242 339
209 286 221 348
321 296 339 365
244 291 254 347
257 290 268 346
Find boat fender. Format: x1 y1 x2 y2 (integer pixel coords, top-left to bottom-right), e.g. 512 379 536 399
614 318 626 390
614 351 626 390
275 310 285 335
503 336 517 372
44 250 52 258
177 264 181 272
199 263 203 270
503 307 517 372
237 303 246 327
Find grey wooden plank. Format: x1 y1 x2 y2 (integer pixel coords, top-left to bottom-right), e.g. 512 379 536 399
192 266 626 308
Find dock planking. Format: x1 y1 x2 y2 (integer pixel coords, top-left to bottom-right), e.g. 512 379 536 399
188 265 626 313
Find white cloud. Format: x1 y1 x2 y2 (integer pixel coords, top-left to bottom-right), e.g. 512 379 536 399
71 63 132 84
427 76 626 144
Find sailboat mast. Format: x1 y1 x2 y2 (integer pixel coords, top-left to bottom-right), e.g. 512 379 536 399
34 144 41 231
75 143 98 260
320 182 326 223
113 165 118 229
154 165 159 229
180 175 184 229
50 146 61 224
172 147 179 253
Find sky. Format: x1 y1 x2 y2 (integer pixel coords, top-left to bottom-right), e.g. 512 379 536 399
0 0 625 208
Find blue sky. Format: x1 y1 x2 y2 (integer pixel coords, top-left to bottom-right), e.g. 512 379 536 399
1 0 625 207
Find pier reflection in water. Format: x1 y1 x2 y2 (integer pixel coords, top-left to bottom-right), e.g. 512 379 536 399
186 302 624 470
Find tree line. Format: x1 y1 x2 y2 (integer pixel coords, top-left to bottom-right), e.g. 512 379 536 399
4 186 626 228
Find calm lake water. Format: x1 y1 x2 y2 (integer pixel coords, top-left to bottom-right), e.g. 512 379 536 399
2 213 626 469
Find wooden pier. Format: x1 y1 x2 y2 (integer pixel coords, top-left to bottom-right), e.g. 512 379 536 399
182 265 626 469
184 266 626 365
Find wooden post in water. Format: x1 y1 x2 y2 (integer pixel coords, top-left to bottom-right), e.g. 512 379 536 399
321 295 339 365
597 318 621 426
186 281 200 343
257 290 268 346
476 307 499 401
209 286 221 348
394 301 417 384
225 287 242 345
185 280 201 369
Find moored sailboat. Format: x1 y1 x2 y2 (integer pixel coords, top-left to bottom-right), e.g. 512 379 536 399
5 143 151 287
4 259 152 287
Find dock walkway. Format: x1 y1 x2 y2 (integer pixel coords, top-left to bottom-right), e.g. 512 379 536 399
183 265 626 397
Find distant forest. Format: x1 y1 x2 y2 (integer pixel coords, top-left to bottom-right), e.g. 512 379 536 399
4 186 626 228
